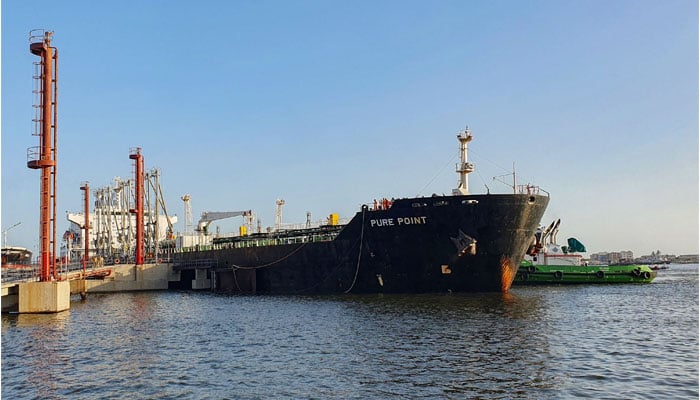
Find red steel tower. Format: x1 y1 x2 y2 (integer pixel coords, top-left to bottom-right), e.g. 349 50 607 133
129 148 145 265
80 182 90 273
27 30 58 281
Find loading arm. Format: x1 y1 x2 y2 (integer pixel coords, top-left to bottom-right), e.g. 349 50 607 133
197 210 252 233
155 182 176 239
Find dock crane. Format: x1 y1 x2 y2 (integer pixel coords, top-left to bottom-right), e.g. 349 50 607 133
196 210 252 234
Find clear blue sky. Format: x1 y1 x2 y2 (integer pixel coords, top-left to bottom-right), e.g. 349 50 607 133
2 0 698 257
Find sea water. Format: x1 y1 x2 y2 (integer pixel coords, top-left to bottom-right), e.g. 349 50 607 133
2 264 697 399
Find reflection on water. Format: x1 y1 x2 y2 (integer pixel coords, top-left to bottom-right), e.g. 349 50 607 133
334 292 558 398
7 311 72 399
2 265 698 399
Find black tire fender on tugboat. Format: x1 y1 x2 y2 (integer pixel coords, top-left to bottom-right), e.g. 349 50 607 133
520 272 529 281
642 271 651 280
632 268 641 277
596 270 605 279
528 266 536 273
554 270 563 280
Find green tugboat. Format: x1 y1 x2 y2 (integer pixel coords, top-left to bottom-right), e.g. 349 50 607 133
514 219 656 285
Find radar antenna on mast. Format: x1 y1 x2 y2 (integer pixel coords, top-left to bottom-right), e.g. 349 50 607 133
452 126 474 195
275 199 285 230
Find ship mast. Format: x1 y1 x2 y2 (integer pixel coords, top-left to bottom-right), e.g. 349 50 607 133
181 194 193 234
452 127 474 195
275 199 285 231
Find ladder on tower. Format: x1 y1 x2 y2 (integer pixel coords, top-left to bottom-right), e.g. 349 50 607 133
27 29 59 280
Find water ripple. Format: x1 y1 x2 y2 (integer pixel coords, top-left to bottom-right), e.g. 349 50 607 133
2 265 697 399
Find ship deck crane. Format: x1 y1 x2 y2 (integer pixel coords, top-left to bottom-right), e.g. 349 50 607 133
197 211 251 234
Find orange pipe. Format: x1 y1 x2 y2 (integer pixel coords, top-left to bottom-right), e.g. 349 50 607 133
52 48 59 280
81 182 89 274
129 148 144 265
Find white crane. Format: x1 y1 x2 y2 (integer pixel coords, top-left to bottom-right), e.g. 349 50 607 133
197 211 252 234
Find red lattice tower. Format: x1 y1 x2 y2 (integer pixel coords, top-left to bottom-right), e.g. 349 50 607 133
27 30 58 281
129 148 145 265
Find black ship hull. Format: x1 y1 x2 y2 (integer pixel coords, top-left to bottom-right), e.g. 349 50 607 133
173 193 549 293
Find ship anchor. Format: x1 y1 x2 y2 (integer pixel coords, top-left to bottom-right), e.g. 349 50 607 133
450 230 477 256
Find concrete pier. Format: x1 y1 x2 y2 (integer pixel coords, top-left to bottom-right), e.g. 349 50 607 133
69 262 171 294
18 281 70 313
191 268 212 290
2 262 175 313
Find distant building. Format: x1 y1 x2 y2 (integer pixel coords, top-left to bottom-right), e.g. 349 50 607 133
636 250 671 264
589 252 609 264
673 254 699 264
590 251 634 265
590 250 698 264
619 251 634 263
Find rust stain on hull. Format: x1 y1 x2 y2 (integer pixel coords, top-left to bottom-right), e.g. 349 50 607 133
500 255 517 292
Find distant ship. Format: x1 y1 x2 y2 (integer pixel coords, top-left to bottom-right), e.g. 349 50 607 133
2 246 34 281
1 246 32 266
173 128 550 293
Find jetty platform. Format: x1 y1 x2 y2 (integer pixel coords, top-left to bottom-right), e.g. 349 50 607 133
1 262 190 313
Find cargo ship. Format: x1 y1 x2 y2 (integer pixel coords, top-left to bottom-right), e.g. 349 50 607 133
172 128 549 293
1 246 32 266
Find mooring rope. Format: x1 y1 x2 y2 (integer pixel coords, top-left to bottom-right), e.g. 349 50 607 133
220 207 368 293
224 209 366 294
231 265 242 292
343 207 366 293
229 241 311 270
289 227 364 294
